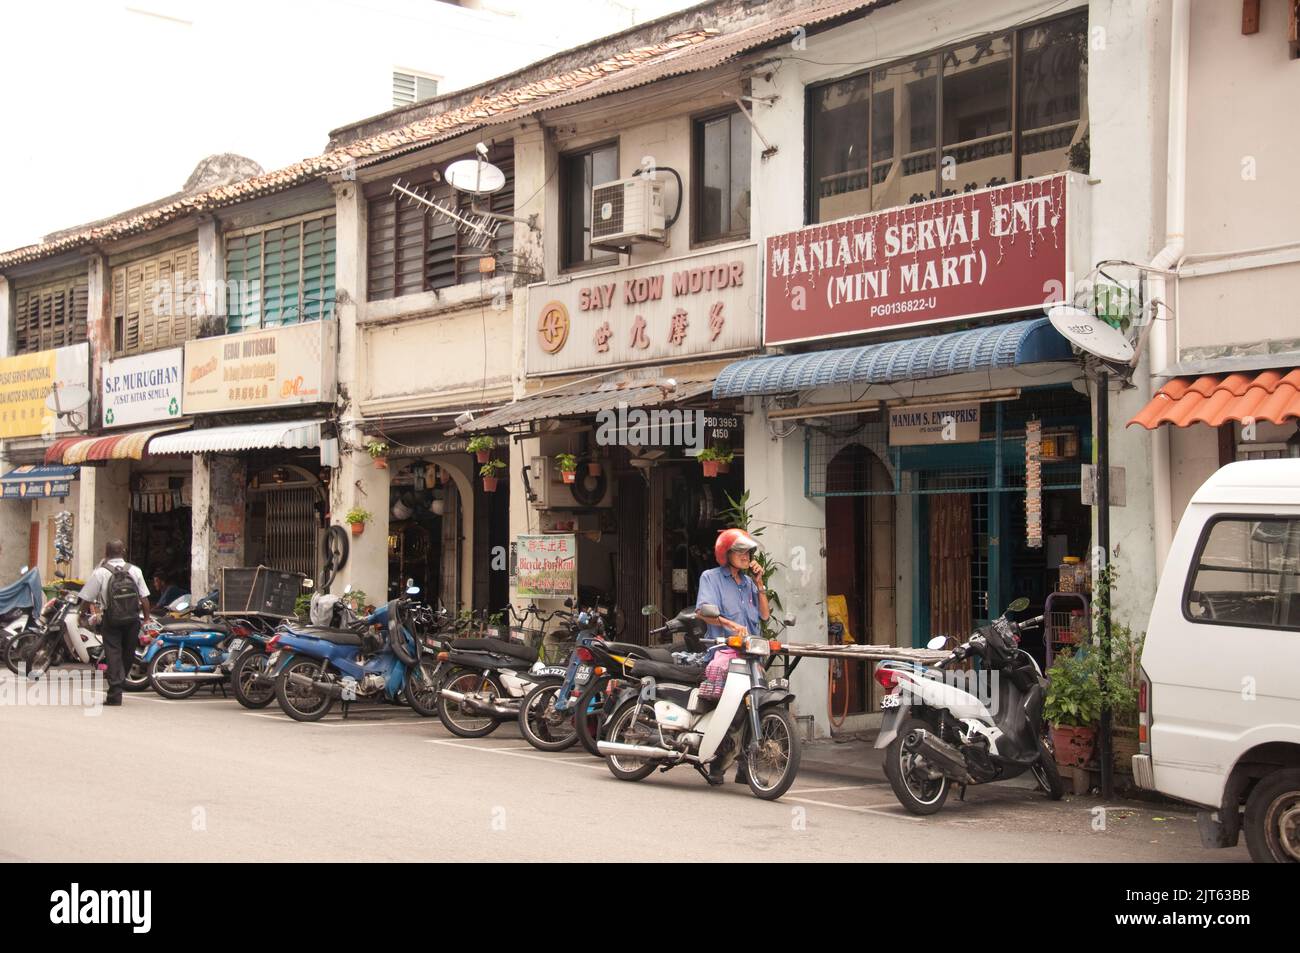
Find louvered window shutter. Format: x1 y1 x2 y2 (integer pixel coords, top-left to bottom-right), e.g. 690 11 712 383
111 244 200 355
13 276 88 354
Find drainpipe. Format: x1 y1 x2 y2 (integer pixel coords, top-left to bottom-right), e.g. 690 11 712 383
1147 0 1190 574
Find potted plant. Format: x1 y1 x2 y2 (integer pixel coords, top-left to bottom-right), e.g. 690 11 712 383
697 447 725 478
1044 647 1103 768
467 436 495 465
555 452 578 484
587 456 602 477
344 507 372 536
341 588 368 615
366 440 389 470
1093 564 1145 774
480 459 506 492
713 445 734 474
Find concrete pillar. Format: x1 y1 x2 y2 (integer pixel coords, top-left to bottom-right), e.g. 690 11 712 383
74 461 131 578
196 216 225 336
85 254 111 406
192 454 245 595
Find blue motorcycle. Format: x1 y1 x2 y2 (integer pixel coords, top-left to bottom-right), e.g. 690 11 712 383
516 604 608 752
266 591 437 722
144 592 253 700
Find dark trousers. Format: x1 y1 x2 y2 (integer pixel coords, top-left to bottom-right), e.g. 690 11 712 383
101 619 141 702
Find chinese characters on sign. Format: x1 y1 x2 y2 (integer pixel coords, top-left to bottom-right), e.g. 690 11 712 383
182 321 337 414
765 175 1079 346
527 244 759 375
514 534 577 598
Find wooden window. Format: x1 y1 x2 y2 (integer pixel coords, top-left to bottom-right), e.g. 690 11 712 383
225 213 336 332
693 109 751 244
366 146 515 301
561 142 618 269
110 245 201 356
13 275 88 354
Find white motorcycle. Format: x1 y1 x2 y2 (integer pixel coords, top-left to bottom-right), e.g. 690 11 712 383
597 604 802 801
874 597 1064 815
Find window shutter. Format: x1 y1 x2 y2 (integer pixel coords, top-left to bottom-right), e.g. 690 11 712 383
111 244 200 355
367 195 399 300
13 276 88 354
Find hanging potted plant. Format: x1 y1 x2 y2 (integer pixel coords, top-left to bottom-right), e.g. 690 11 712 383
480 458 506 492
587 455 602 477
344 507 372 536
715 448 735 474
697 447 724 478
467 436 495 465
555 452 578 485
366 440 389 470
1044 647 1102 768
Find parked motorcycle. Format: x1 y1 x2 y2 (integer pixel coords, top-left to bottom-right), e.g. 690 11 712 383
517 604 605 752
267 587 434 722
10 587 104 679
874 597 1064 815
0 566 41 666
436 623 569 739
597 604 802 801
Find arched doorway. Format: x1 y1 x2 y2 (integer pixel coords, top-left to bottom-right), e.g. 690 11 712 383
824 443 896 718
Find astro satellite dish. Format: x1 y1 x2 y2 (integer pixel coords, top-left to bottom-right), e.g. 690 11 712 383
45 382 90 414
444 158 506 196
1048 305 1135 366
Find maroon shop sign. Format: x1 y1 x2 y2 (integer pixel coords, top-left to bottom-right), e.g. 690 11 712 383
765 175 1072 346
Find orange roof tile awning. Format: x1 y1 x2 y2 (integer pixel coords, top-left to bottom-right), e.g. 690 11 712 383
1128 369 1300 429
44 425 190 465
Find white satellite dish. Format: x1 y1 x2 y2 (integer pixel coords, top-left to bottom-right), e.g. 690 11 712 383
45 382 90 413
444 158 506 196
1048 305 1135 365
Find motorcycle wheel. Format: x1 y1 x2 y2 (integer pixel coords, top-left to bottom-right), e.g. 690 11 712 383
436 668 502 738
884 717 951 815
275 657 335 722
518 681 579 752
4 632 37 676
744 706 802 801
1032 731 1065 800
26 637 57 679
404 658 442 717
574 675 610 758
231 649 276 710
602 698 658 782
149 647 204 699
124 653 151 692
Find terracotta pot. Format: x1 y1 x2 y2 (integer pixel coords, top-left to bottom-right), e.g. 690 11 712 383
701 460 720 478
1051 724 1098 767
482 476 499 492
561 469 577 484
350 522 365 536
717 460 731 474
373 457 388 470
475 450 491 464
588 462 602 477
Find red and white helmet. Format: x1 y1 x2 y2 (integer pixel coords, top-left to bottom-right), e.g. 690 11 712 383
714 528 759 566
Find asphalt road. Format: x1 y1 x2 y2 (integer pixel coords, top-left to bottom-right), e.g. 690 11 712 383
0 672 1248 862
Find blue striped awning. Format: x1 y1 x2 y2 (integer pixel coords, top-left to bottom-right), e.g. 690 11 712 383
714 318 1074 398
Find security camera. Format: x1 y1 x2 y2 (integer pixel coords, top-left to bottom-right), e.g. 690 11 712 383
454 410 475 428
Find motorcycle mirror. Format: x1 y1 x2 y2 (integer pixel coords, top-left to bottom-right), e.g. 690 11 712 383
696 603 721 621
1006 597 1030 614
406 586 420 596
641 604 657 616
927 636 948 651
564 597 574 608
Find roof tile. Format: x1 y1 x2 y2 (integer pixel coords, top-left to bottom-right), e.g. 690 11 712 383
1129 368 1300 429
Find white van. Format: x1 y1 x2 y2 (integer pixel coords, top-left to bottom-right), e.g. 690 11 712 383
1134 459 1300 862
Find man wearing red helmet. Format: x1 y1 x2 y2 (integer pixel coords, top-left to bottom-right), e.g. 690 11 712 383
696 527 770 642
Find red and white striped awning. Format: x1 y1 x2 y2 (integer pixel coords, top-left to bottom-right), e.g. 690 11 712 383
44 425 190 465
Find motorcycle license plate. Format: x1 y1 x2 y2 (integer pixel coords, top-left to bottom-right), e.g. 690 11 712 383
575 664 592 684
228 638 246 654
880 693 901 710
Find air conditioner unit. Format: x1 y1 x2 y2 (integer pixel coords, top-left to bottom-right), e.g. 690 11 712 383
529 456 614 510
590 176 666 249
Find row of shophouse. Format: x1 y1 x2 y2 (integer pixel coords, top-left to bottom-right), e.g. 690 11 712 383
1 0 1296 734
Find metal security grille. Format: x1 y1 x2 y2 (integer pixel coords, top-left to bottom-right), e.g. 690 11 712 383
439 479 460 612
261 489 318 579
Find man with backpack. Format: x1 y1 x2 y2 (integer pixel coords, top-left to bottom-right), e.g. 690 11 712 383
79 540 152 706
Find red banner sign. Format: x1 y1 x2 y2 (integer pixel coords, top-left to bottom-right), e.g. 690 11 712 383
764 175 1070 346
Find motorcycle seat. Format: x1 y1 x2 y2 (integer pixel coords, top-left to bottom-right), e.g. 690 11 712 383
160 621 230 635
625 657 706 683
451 637 536 663
603 641 686 663
296 626 365 646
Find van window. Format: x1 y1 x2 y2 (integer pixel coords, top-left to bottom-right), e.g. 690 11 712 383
1185 517 1300 631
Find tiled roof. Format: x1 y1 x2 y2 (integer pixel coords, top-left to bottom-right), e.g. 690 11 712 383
1128 369 1300 429
0 0 883 270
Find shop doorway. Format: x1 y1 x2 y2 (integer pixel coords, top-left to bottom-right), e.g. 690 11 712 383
246 465 325 579
388 461 461 607
128 475 192 597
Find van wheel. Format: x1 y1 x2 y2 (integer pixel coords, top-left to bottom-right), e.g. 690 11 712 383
1244 768 1300 863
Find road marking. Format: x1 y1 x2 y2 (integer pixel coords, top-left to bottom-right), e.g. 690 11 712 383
428 738 608 771
784 794 923 822
788 784 875 795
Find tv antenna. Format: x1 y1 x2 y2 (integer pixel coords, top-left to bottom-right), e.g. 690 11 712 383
390 179 502 251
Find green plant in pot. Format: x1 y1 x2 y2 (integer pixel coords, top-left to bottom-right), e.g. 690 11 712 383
344 507 372 536
1044 647 1102 768
714 444 734 474
554 452 578 484
719 490 784 639
1092 563 1146 772
698 447 729 478
467 436 495 464
480 458 506 492
366 440 389 469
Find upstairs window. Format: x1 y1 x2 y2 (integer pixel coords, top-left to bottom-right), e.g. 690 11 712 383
393 70 440 108
13 275 88 354
693 109 751 244
561 142 619 269
225 213 336 332
110 245 202 356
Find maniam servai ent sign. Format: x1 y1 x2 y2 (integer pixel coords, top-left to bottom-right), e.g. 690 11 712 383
764 174 1087 346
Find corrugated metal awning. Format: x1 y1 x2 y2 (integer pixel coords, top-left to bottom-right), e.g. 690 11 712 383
44 425 191 465
713 318 1074 398
149 419 324 455
1128 369 1300 429
453 378 717 434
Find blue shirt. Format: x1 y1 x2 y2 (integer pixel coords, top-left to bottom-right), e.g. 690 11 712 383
696 566 763 640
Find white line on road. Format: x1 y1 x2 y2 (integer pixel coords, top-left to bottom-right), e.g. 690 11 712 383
428 738 608 771
788 784 876 795
784 794 923 822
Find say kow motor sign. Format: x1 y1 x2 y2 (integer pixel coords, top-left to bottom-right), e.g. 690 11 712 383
765 174 1087 346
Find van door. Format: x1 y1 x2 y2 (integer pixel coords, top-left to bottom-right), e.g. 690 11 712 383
1147 511 1300 808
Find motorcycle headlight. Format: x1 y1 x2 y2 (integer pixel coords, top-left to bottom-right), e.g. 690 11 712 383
744 636 770 656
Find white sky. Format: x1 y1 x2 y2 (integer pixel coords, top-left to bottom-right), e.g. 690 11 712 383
0 0 699 252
